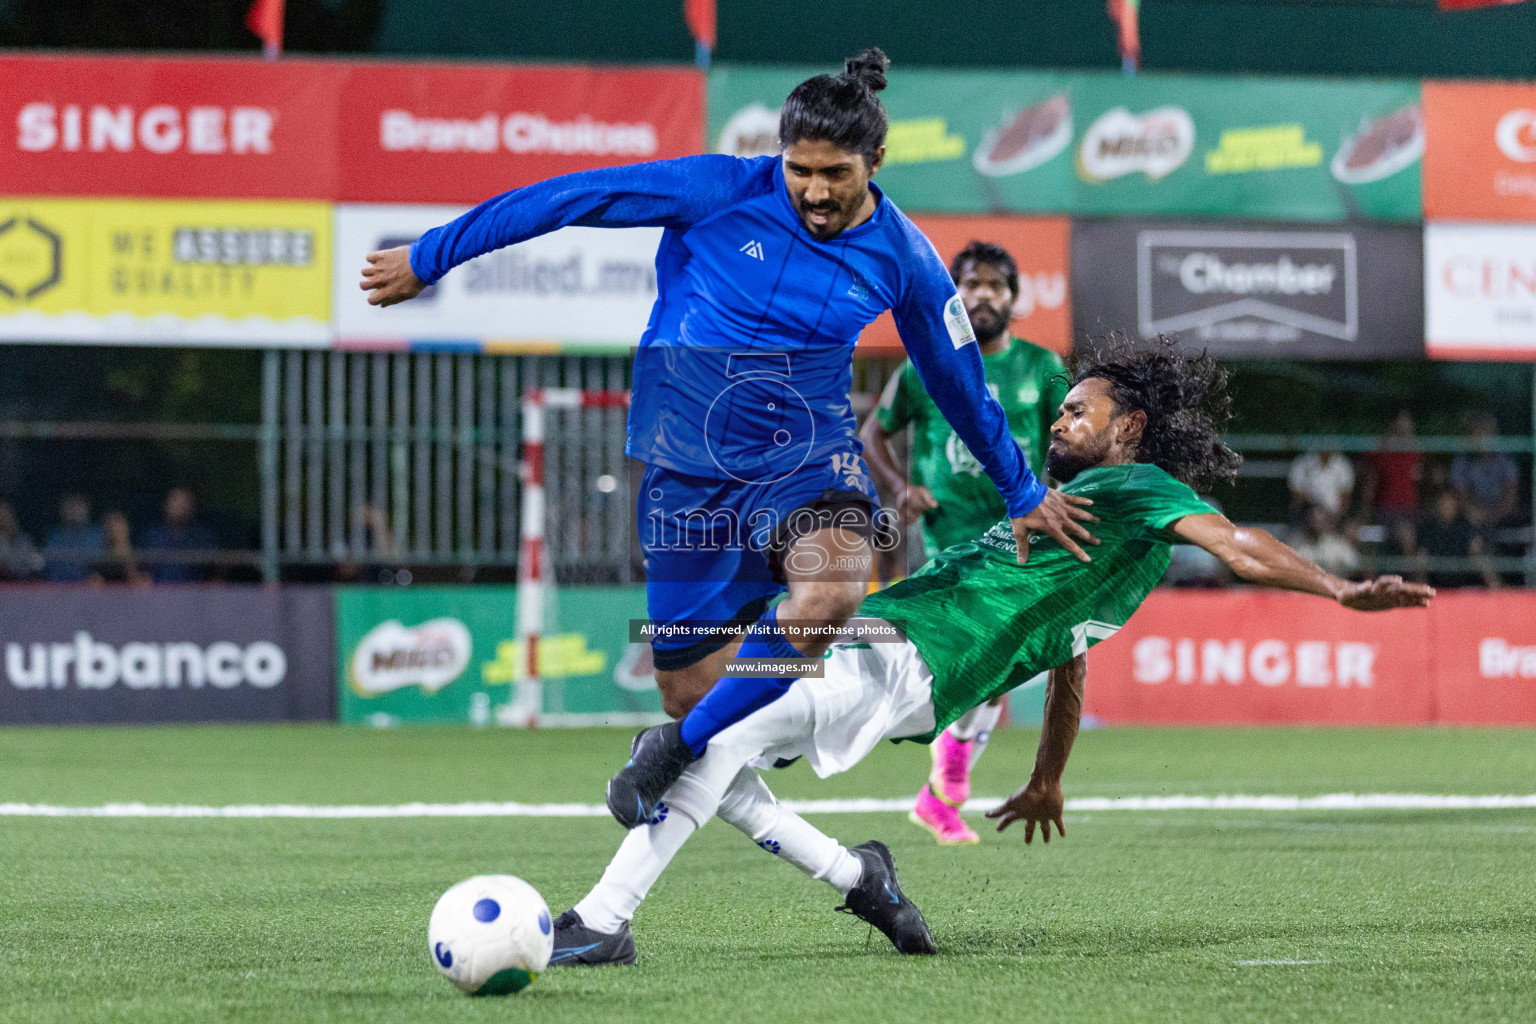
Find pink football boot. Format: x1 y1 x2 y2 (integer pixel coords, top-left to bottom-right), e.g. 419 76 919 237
909 784 979 845
928 729 973 807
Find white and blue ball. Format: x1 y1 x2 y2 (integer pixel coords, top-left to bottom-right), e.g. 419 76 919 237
428 874 553 995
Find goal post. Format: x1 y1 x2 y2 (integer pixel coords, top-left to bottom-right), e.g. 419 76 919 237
499 387 630 727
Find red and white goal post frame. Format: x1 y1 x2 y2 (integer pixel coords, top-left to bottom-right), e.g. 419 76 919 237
506 387 630 727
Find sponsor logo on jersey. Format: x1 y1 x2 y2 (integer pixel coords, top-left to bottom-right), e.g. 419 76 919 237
1078 106 1195 182
739 239 765 260
944 432 984 477
943 293 977 348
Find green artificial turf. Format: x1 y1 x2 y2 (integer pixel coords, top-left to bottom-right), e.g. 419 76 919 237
3 724 1534 1023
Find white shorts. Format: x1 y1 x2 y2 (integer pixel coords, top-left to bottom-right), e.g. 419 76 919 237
745 625 937 778
663 622 936 829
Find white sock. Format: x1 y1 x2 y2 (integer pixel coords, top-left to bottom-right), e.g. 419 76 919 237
716 767 864 897
969 701 1004 768
572 810 699 934
948 699 1003 744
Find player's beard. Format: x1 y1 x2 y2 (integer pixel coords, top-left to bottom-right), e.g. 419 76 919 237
1046 434 1111 483
966 302 1009 344
797 195 858 240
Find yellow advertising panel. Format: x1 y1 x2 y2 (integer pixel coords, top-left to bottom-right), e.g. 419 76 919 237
0 197 332 345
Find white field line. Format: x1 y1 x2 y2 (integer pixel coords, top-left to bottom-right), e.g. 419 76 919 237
2 793 1536 819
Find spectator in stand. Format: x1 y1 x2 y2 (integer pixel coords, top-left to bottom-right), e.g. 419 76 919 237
44 492 103 583
0 500 44 581
1289 504 1361 581
1361 408 1421 556
140 487 218 583
92 511 148 586
1288 449 1355 524
1414 489 1499 590
1450 414 1518 529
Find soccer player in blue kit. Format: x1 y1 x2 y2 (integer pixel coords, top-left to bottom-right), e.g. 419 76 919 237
359 49 1097 827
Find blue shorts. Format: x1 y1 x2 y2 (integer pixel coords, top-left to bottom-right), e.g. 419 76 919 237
640 453 879 671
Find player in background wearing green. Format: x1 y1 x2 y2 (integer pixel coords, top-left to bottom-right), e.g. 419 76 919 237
860 241 1067 845
549 337 1433 963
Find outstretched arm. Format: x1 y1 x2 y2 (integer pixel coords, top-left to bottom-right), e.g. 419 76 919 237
985 654 1085 843
892 276 1098 563
1171 512 1434 609
361 154 764 307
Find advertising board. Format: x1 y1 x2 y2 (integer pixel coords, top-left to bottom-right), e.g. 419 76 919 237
1071 218 1424 359
333 205 661 349
1084 590 1536 726
1423 81 1536 222
856 214 1070 355
1084 590 1433 725
711 67 1421 221
0 54 346 200
336 62 704 205
0 587 334 725
1424 221 1536 360
1 54 704 208
0 197 332 345
336 585 661 726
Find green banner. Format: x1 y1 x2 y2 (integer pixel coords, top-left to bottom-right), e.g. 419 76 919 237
336 585 661 726
711 65 1075 215
709 66 1422 221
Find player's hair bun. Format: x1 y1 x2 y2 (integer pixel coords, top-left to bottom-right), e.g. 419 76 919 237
842 48 890 93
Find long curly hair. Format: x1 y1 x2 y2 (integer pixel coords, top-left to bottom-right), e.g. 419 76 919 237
1069 334 1242 492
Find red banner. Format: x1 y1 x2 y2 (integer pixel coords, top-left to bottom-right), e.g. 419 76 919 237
1423 80 1536 222
0 54 346 200
1084 590 1434 725
1084 590 1536 726
335 61 703 204
1428 592 1536 724
858 214 1071 355
0 55 704 204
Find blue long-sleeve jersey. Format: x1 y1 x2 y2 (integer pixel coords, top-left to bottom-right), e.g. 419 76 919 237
410 154 1046 518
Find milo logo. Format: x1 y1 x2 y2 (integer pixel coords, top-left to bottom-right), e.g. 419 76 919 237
349 618 472 696
1079 106 1195 182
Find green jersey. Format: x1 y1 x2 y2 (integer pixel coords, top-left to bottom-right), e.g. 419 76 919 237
859 463 1215 739
875 337 1066 557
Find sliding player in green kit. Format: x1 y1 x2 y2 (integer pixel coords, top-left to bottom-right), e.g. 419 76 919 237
549 338 1433 964
861 240 1067 844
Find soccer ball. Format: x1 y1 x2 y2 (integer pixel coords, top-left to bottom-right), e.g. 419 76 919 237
428 874 554 996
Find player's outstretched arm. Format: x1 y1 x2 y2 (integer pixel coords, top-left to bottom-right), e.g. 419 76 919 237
986 653 1085 843
1171 512 1434 610
360 154 763 307
360 246 426 307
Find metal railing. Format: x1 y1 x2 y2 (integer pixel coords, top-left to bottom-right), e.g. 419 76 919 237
1 353 1531 587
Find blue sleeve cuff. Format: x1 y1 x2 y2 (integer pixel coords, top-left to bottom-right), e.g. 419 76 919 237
407 237 440 287
1004 476 1049 519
